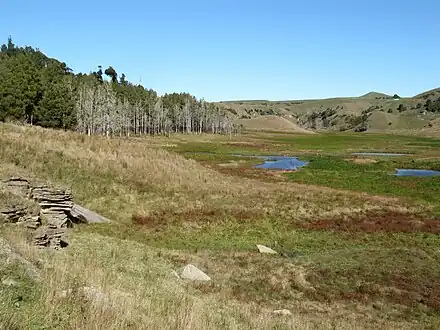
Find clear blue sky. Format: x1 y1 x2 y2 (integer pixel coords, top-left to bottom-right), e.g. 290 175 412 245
2 0 439 101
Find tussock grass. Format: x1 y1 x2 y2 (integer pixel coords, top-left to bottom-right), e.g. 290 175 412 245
0 124 411 227
0 226 423 329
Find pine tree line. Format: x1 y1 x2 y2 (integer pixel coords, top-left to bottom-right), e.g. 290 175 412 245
0 37 236 136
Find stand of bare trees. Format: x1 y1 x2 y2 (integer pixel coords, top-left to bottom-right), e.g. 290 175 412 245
75 81 236 137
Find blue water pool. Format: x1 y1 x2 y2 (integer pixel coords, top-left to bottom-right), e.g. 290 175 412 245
233 154 308 170
395 169 440 177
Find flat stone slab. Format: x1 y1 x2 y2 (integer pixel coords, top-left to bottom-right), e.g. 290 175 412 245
181 264 211 281
70 204 110 224
256 244 278 254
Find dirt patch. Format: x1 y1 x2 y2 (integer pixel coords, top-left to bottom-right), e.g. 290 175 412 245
297 210 440 234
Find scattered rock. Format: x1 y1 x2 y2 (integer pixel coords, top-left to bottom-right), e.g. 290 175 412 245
273 309 292 316
181 264 211 281
256 244 278 254
2 278 19 287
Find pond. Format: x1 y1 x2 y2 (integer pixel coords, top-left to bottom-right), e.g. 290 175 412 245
395 169 440 177
352 152 408 157
233 155 308 170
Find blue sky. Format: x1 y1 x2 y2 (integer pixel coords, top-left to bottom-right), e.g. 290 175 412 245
2 0 439 101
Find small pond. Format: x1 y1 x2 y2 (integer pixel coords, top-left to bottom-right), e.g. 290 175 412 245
395 169 440 177
233 155 308 170
352 152 408 157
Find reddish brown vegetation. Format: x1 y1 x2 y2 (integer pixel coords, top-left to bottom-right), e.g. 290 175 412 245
214 165 291 182
308 267 440 310
222 142 271 150
298 211 440 234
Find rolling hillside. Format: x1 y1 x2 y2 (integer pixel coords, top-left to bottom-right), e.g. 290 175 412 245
218 88 440 133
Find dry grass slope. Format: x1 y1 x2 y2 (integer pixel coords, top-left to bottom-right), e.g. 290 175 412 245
236 115 315 133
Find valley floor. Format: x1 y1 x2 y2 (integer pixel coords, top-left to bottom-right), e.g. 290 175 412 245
1 123 440 329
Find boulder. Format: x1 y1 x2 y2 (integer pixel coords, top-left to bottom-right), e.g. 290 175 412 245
256 244 278 254
181 264 211 282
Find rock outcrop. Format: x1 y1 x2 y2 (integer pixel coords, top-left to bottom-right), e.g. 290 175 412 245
4 177 30 198
0 205 27 223
27 183 74 249
30 184 74 214
34 227 69 249
17 215 41 229
1 176 110 250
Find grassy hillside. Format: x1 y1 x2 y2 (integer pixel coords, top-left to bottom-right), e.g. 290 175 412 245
2 124 440 328
218 88 440 133
235 115 314 133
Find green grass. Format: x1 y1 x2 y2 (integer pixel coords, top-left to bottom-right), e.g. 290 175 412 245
170 132 440 156
169 132 440 214
286 156 440 214
252 132 439 153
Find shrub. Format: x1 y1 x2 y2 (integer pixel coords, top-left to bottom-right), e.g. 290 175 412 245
397 104 407 112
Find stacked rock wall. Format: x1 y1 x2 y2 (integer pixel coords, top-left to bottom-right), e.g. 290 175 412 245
1 177 75 249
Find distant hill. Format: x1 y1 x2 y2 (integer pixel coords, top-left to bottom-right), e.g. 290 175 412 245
217 87 440 133
359 92 392 99
414 88 440 99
